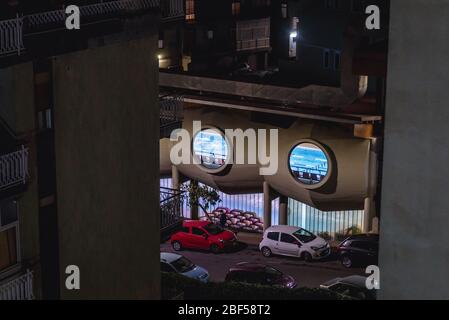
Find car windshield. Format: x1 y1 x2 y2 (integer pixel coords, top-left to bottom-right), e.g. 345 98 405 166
265 266 283 278
292 228 317 243
203 223 224 235
171 256 195 273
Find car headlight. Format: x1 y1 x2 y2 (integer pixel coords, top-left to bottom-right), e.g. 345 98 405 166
219 239 224 243
311 246 321 251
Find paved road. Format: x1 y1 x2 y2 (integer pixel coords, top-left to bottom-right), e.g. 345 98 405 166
161 242 366 288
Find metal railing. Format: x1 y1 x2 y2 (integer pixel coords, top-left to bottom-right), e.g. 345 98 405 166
0 17 24 56
0 146 29 191
27 0 160 28
160 95 184 127
161 0 185 19
0 270 34 300
160 187 184 230
1 0 185 57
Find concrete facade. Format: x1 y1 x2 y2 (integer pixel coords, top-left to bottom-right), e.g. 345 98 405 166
52 37 160 299
379 0 449 299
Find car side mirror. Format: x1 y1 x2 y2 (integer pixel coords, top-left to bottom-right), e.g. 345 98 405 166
294 241 301 247
203 234 208 239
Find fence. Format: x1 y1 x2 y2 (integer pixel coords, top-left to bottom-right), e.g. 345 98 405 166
160 178 364 240
0 270 34 300
0 146 29 191
0 17 24 56
160 187 184 230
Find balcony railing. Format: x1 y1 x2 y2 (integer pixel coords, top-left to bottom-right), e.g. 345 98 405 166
0 146 29 192
0 270 34 300
26 0 160 29
160 187 184 230
236 17 270 52
1 0 184 57
0 17 24 56
161 0 185 20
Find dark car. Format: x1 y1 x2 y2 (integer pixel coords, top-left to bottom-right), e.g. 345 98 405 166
225 262 297 289
337 234 379 268
320 275 376 300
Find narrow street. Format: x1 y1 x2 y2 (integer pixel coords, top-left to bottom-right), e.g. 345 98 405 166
161 241 366 288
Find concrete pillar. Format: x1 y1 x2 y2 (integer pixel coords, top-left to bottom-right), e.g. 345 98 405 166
190 180 199 220
171 165 180 190
363 197 375 233
279 195 288 225
263 181 272 230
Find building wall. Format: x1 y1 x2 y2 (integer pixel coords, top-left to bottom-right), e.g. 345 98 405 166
379 0 449 299
0 62 42 298
52 37 160 299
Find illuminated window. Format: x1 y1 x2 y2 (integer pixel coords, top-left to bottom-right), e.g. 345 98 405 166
232 1 241 16
289 143 329 185
186 0 195 21
193 129 229 170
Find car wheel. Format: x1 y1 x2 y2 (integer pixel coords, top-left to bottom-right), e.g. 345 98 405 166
341 255 353 268
261 246 272 257
172 241 182 251
210 244 221 254
302 252 312 262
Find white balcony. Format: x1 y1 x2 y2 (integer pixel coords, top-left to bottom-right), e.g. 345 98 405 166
0 270 34 300
0 146 29 192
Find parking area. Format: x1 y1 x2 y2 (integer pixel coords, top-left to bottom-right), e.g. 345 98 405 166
160 239 366 288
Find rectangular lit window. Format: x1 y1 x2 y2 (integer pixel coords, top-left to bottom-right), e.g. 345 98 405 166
186 0 195 21
281 3 287 18
232 1 241 16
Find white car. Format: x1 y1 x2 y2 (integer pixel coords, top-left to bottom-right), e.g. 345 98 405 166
259 225 330 261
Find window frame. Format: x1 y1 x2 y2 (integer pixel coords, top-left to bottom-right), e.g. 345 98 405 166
0 199 21 276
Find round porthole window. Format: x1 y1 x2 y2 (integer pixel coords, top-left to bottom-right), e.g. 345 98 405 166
289 142 329 186
192 128 229 170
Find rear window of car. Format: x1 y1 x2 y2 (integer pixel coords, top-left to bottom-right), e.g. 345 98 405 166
351 241 373 250
267 232 279 241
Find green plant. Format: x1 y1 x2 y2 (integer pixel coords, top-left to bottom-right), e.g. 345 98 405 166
181 182 221 221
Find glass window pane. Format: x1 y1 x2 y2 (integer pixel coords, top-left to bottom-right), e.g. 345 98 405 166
193 129 229 170
0 228 18 271
289 143 329 185
1 201 18 226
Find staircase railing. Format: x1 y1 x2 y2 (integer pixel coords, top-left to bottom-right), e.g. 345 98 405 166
160 187 184 230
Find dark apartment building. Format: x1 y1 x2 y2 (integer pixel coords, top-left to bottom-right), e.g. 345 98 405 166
1 0 166 299
179 0 272 74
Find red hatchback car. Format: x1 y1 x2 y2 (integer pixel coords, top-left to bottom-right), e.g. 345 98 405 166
171 220 237 253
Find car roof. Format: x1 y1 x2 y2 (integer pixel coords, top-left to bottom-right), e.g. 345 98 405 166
160 252 182 263
229 262 268 272
265 225 301 234
183 220 210 227
343 233 379 242
323 275 367 288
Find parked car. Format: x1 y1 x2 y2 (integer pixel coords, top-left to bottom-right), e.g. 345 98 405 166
229 62 252 76
171 220 238 253
320 275 376 300
225 262 297 289
160 252 209 283
337 234 379 268
259 225 330 261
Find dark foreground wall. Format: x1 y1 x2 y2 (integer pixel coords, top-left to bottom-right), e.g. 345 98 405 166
53 37 160 299
379 0 449 299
